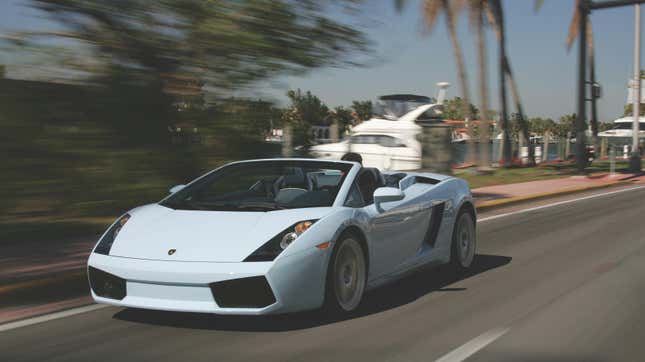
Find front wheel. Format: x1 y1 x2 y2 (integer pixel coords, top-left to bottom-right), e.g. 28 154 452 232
450 210 476 271
324 236 367 314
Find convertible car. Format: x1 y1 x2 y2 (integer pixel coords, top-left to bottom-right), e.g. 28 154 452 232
87 158 476 315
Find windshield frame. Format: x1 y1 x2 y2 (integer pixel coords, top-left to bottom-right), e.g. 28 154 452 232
159 159 356 211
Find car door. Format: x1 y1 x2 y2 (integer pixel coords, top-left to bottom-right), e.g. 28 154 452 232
353 172 426 279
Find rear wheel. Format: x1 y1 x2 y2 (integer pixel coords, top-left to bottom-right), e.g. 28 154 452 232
324 236 366 314
450 209 476 271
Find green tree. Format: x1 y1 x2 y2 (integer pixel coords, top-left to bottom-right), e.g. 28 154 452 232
598 121 613 132
528 117 557 135
555 113 578 138
330 106 355 135
624 103 645 117
282 89 330 148
351 100 373 122
442 97 480 121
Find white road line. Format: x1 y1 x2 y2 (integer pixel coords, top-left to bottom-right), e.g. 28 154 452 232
0 304 109 333
435 327 509 362
478 185 645 223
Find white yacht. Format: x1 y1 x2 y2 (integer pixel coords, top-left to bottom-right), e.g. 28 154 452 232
598 116 645 139
310 84 449 171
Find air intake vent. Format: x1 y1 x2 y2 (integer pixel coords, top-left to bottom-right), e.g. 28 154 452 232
423 202 445 246
88 267 126 300
209 276 276 308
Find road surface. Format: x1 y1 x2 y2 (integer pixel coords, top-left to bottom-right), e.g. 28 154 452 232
2 186 645 361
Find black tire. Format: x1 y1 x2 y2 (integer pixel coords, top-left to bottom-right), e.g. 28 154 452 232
450 208 477 272
323 234 367 315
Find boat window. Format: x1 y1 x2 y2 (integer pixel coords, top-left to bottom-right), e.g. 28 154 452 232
613 123 643 130
350 134 406 147
378 136 406 147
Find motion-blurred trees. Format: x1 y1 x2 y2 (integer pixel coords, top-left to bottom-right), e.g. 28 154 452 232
0 1 372 225
20 0 370 90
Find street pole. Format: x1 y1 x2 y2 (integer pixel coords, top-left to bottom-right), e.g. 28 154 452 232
630 4 642 172
576 0 589 173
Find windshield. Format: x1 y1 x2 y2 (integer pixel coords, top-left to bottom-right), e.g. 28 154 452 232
160 160 352 211
373 98 430 120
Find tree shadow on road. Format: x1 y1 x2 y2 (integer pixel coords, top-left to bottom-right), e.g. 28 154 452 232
112 253 511 332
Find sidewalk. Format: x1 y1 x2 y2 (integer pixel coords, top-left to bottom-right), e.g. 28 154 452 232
473 172 645 208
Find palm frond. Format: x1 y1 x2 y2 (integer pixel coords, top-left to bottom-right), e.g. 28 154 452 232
483 0 501 40
422 0 443 33
566 0 581 51
534 0 544 13
394 0 407 13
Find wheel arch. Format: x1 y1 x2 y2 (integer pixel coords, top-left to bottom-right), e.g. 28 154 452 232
335 225 370 273
459 200 477 222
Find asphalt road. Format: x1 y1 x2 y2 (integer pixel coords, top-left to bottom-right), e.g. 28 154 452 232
3 187 645 362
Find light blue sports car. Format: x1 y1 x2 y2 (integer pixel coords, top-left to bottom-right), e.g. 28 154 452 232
87 158 476 315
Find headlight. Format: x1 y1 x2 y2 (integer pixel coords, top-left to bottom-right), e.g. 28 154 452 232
93 214 131 255
244 220 317 262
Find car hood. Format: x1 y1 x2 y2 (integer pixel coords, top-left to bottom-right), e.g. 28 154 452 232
108 204 333 262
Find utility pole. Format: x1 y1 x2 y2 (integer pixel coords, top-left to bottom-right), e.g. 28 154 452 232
630 4 642 172
573 0 645 173
575 0 589 173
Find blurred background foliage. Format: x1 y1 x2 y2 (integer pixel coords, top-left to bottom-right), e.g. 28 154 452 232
0 0 373 239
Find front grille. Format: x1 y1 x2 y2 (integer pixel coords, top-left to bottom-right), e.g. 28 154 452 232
209 276 276 308
88 267 126 300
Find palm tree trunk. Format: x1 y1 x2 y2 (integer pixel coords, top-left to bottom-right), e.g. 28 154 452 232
504 56 534 165
443 0 476 166
476 1 491 169
494 0 512 166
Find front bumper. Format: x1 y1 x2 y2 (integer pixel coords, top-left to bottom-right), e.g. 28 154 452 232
87 247 329 315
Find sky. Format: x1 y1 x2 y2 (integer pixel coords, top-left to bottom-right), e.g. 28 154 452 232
0 0 641 122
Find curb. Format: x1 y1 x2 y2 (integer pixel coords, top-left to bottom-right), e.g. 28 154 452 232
475 180 631 212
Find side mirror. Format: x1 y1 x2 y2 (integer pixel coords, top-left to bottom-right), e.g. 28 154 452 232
169 184 186 194
373 187 405 209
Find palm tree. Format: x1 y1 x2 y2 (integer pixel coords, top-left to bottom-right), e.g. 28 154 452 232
485 0 510 166
397 0 477 166
456 0 492 168
486 0 534 166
